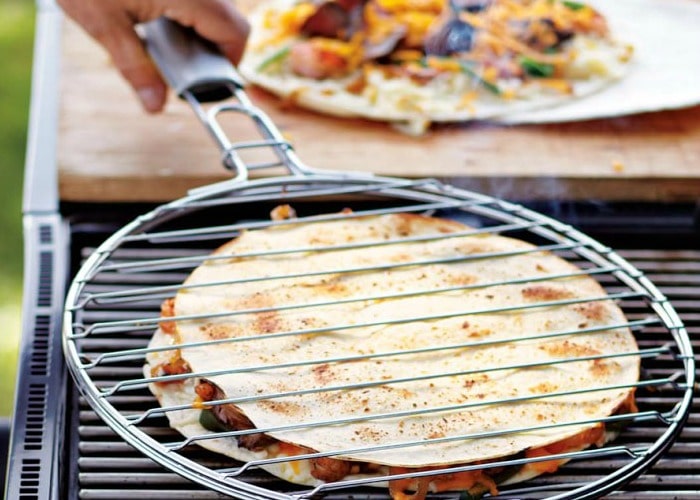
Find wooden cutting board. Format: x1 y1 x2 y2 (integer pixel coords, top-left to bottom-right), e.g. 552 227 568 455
57 15 700 203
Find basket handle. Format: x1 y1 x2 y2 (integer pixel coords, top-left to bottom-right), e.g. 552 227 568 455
140 17 368 193
142 17 244 102
141 17 317 187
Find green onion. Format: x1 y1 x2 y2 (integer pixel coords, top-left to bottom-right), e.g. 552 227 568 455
257 46 291 72
419 57 501 95
457 61 502 95
562 0 587 10
519 56 555 77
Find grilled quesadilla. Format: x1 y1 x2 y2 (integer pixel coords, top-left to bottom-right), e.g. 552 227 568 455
146 209 639 499
238 0 633 133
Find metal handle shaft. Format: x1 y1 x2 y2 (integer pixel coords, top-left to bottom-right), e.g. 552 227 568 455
140 17 359 195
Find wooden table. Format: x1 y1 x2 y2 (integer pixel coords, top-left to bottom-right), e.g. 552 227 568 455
58 17 700 204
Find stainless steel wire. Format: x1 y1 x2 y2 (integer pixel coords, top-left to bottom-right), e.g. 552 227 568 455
63 181 695 499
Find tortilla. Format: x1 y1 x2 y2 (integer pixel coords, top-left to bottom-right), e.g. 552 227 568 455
497 0 700 124
239 0 634 132
146 210 639 497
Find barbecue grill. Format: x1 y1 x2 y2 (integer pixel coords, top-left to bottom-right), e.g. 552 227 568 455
4 3 700 500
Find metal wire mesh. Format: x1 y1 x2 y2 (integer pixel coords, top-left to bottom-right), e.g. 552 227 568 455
63 177 694 499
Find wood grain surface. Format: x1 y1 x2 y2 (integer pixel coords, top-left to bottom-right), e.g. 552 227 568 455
58 14 700 203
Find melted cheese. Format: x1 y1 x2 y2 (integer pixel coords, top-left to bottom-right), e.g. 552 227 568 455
266 0 621 84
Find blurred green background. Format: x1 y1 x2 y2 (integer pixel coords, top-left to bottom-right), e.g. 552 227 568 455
0 0 35 417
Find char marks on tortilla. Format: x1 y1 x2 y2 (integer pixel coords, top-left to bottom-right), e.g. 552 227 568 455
145 209 639 497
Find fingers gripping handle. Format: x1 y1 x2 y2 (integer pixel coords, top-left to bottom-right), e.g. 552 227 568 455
143 17 245 102
141 17 316 185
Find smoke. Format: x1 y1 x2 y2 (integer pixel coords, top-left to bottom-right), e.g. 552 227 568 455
439 175 606 228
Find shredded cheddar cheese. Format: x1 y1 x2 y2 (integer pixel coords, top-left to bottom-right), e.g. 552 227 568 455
243 0 632 134
535 77 574 94
391 49 424 62
375 0 444 13
457 90 478 111
259 3 316 46
524 424 606 474
425 55 461 72
191 396 206 410
388 465 498 500
257 0 621 98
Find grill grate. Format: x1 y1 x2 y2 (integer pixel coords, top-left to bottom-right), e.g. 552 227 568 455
60 184 694 500
68 246 700 500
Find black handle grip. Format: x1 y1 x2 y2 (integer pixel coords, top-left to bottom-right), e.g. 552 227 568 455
142 17 244 102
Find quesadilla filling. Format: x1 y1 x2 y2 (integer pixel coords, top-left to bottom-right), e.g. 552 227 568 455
248 0 632 101
150 356 637 499
151 337 638 499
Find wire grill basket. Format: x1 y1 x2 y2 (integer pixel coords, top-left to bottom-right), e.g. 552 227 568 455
62 19 694 500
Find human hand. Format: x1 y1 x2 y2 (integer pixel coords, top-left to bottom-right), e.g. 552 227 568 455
57 0 249 113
